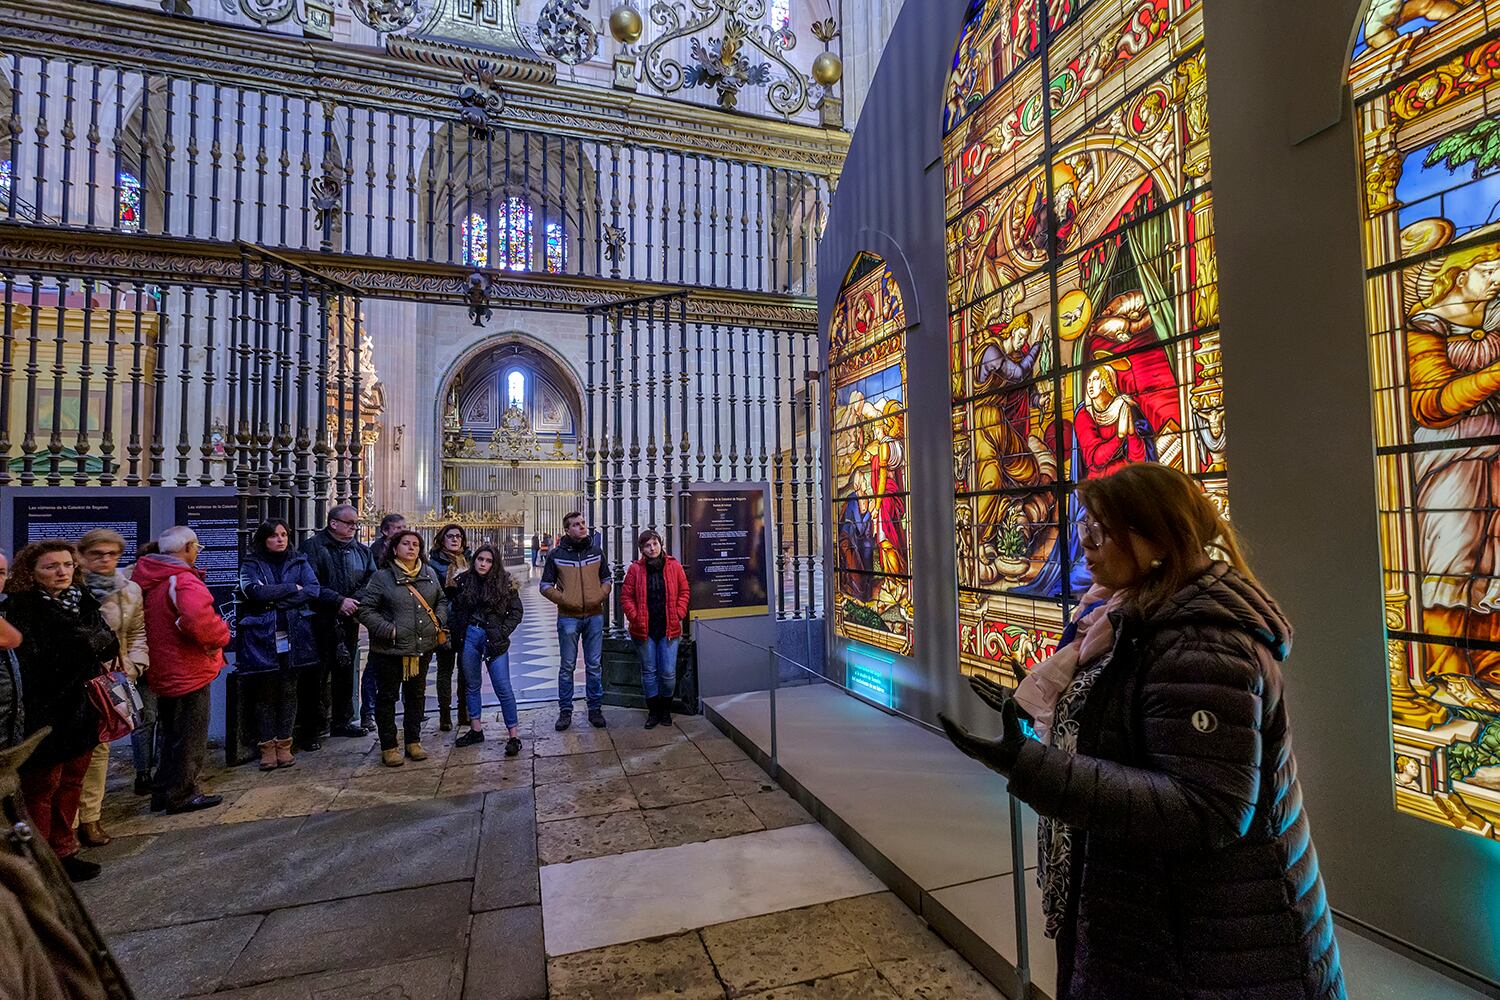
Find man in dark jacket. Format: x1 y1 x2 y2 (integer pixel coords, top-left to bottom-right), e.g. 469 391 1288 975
368 513 407 568
298 505 377 741
540 513 612 731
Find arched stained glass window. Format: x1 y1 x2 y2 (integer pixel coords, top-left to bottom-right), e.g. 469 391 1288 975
943 0 1226 687
830 253 913 657
499 197 533 271
545 221 566 275
117 171 141 233
0 160 11 204
507 370 526 411
462 213 490 268
1350 3 1500 835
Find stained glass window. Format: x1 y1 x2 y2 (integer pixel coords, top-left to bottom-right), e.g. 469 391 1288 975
1350 4 1500 837
117 171 141 233
545 221 566 274
499 196 533 271
462 213 489 268
507 370 526 411
830 253 914 657
0 160 11 205
943 0 1226 686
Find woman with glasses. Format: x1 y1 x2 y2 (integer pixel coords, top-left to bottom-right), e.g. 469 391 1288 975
450 545 524 755
941 463 1344 999
429 524 471 732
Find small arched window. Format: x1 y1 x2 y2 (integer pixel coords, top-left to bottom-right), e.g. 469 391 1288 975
117 171 142 233
506 370 526 411
462 213 490 268
460 198 567 273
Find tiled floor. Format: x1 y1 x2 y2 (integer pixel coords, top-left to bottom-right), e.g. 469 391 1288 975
81 698 995 999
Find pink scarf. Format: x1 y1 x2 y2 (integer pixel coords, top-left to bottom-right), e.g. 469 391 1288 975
1013 583 1120 741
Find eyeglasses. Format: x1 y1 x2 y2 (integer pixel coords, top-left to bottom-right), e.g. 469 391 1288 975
331 518 359 527
1080 517 1108 549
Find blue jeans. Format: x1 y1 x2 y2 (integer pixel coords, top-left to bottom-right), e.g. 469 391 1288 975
557 614 604 711
636 637 679 700
130 677 159 774
462 624 518 729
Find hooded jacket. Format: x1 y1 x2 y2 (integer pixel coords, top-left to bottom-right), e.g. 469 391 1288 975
1005 563 1344 1000
131 554 232 698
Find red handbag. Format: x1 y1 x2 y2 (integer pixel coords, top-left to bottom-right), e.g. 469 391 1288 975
85 659 142 743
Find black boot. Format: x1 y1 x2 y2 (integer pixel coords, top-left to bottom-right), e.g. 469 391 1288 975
644 697 660 730
439 702 453 733
657 696 672 727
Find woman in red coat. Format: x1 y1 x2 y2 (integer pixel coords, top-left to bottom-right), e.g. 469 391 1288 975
620 530 690 729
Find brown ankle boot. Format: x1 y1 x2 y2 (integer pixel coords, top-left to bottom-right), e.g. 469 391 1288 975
259 740 278 771
274 738 295 768
382 747 404 767
405 742 428 761
77 821 112 848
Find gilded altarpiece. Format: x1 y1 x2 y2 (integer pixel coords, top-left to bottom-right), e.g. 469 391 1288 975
1351 2 1500 838
943 0 1227 684
829 254 914 656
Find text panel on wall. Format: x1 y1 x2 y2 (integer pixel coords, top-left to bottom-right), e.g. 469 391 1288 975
1351 2 1500 839
943 0 1227 685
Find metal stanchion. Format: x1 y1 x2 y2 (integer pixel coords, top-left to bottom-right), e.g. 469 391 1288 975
767 645 780 779
1008 792 1033 998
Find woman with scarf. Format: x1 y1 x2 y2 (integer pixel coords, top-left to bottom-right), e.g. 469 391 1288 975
450 545 524 755
236 521 323 771
429 523 471 732
4 541 119 882
356 530 448 768
72 529 150 848
620 530 690 729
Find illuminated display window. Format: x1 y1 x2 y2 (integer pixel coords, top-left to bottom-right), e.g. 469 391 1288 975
1350 3 1500 837
830 253 914 657
943 0 1226 686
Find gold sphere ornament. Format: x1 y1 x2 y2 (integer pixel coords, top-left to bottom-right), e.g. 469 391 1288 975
812 50 844 86
609 5 644 44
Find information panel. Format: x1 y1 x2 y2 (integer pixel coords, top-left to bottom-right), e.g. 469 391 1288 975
10 494 153 563
684 483 771 621
175 495 243 637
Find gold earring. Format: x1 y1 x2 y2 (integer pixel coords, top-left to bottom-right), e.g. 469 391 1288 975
1149 558 1163 569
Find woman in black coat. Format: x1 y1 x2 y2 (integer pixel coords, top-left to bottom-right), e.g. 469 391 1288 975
429 523 471 732
942 463 1345 1000
449 545 524 755
4 541 118 882
237 520 323 772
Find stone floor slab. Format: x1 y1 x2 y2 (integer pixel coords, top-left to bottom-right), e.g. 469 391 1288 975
105 790 248 838
546 932 722 1000
826 892 948 966
641 794 763 849
628 764 732 809
743 790 816 831
437 758 533 798
607 723 690 751
691 732 753 765
700 902 872 995
539 824 885 956
466 905 547 1000
472 786 540 913
617 740 710 776
875 948 1005 1000
110 914 263 1000
715 759 778 796
224 882 472 987
200 953 465 1000
82 797 482 934
534 750 625 786
205 755 363 792
328 768 443 811
537 810 656 864
216 782 343 824
746 969 901 1000
531 730 614 756
534 775 640 823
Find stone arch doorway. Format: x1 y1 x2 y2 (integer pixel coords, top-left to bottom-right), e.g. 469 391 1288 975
435 335 585 562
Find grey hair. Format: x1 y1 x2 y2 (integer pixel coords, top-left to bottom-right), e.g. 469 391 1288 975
328 503 357 524
157 526 198 554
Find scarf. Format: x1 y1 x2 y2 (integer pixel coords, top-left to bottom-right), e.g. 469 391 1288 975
442 550 468 587
394 559 429 679
394 557 422 579
1012 584 1119 741
41 585 84 616
85 571 124 602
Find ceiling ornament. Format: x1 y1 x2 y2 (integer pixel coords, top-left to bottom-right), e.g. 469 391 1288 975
537 0 600 66
642 0 808 119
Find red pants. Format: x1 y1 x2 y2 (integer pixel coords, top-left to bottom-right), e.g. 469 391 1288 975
20 751 93 860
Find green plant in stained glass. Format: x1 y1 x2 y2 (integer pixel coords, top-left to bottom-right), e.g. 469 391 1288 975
842 598 886 631
1425 116 1500 179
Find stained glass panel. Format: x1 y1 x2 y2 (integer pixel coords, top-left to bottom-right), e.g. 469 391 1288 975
1351 0 1500 838
499 196 533 271
545 221 566 274
0 160 11 205
830 253 914 657
118 171 141 233
462 213 489 268
944 0 1224 687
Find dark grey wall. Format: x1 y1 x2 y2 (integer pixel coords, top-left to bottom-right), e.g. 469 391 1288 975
819 0 1500 984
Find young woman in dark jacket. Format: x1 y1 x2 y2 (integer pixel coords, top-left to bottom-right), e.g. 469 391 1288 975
942 463 1345 1000
428 523 471 732
356 531 448 768
4 542 119 883
449 545 524 756
237 520 324 772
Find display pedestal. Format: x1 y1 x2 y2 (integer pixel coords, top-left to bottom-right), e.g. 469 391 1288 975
601 636 698 715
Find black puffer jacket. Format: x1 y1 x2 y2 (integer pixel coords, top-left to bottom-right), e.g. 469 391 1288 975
1006 563 1344 1000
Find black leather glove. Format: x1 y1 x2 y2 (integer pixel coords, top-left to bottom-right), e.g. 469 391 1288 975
968 674 1035 724
938 699 1027 777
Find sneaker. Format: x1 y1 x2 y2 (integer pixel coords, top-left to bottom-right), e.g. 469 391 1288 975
505 737 522 757
588 708 607 729
61 856 102 883
455 729 485 748
554 711 572 732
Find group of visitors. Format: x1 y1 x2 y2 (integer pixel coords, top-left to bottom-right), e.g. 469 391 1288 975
0 526 230 883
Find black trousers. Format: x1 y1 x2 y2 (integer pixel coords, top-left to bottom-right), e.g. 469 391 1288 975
434 647 467 722
154 685 211 809
254 670 299 743
303 613 360 737
371 652 430 751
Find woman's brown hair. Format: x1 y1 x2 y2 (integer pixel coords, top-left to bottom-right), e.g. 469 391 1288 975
1077 462 1254 616
380 530 426 568
5 540 85 594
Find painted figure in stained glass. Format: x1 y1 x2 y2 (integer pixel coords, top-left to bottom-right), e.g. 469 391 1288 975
1363 0 1471 50
1075 360 1154 479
